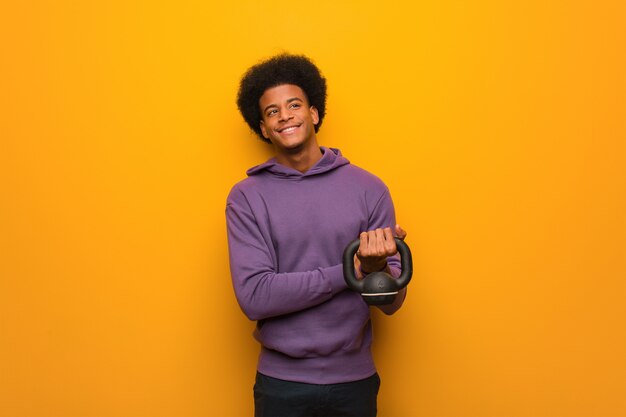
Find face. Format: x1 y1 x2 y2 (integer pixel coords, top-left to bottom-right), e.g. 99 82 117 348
259 84 319 152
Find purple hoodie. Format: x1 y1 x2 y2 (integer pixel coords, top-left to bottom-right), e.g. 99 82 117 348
226 147 403 384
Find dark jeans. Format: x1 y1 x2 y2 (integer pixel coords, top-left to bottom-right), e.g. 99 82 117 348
253 372 380 417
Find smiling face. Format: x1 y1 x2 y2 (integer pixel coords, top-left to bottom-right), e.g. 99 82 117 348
259 84 320 153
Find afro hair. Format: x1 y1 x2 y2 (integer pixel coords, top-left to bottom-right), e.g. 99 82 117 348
236 53 327 143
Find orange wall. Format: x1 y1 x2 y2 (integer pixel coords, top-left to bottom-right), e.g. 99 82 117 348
1 1 625 416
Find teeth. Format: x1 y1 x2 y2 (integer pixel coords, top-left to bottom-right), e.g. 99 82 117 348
280 126 298 133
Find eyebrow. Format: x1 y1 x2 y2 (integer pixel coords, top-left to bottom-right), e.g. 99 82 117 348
262 97 304 114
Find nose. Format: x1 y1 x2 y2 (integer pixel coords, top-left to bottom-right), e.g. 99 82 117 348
278 107 293 122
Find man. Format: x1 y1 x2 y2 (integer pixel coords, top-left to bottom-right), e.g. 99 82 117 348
226 53 408 417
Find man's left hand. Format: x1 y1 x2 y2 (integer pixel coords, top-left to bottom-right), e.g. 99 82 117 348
356 225 407 274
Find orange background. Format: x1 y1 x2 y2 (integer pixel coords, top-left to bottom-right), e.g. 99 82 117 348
1 1 625 416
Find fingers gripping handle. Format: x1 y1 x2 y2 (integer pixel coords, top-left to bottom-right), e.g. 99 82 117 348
342 237 413 292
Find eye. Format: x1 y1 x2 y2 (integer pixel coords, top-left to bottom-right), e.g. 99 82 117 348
290 103 301 109
267 109 278 116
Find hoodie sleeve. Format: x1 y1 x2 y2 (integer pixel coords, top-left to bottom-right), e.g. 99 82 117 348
368 186 407 314
226 188 347 321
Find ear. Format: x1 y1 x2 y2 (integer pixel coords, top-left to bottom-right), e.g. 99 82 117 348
259 120 269 139
310 106 320 125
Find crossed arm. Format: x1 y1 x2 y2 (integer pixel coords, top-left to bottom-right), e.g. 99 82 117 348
226 188 408 320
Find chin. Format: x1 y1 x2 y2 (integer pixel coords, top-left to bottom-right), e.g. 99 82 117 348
274 138 306 151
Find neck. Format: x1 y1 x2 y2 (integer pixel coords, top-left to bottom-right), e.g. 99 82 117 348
274 140 323 173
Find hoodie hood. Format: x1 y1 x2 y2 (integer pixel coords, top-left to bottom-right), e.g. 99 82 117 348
246 147 350 178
